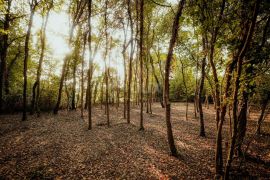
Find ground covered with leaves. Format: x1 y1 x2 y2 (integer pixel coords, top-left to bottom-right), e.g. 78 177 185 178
0 103 269 179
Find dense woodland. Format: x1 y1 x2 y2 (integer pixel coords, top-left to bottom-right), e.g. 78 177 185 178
0 0 270 179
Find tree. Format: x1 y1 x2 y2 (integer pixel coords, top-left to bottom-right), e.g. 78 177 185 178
163 0 185 156
54 0 86 114
31 1 53 116
22 0 40 121
198 36 206 137
104 0 110 127
139 0 144 131
0 0 11 113
126 0 135 124
224 1 260 178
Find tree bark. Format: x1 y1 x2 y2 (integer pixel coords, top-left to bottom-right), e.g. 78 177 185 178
139 0 144 131
0 0 11 113
54 55 69 114
81 32 87 118
127 0 134 123
179 59 188 121
104 0 110 127
224 1 260 178
149 55 164 108
256 95 269 134
31 6 51 116
87 0 93 130
163 0 185 156
22 1 37 121
122 22 128 119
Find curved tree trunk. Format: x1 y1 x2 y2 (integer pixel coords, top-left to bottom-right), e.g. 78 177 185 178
256 95 269 134
224 1 260 178
149 55 164 108
163 0 185 156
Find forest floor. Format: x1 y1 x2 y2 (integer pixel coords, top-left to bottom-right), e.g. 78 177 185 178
0 103 270 179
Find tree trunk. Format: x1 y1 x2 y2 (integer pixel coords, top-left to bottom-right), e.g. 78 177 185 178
80 32 87 118
149 55 164 108
150 73 153 114
146 59 149 113
85 79 89 109
100 76 104 109
93 80 99 105
0 0 11 113
163 0 185 156
224 1 260 178
256 96 269 134
31 4 51 116
139 0 145 131
127 0 134 123
71 60 77 110
87 0 93 130
198 53 206 137
104 0 110 127
5 50 21 95
54 56 69 114
179 59 188 121
22 4 36 121
122 23 128 119
194 57 199 118
235 90 248 156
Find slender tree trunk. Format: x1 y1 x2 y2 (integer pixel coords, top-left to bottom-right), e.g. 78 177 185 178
146 60 149 113
139 0 145 131
149 55 164 108
93 80 99 105
150 73 153 114
5 50 21 95
0 0 11 113
65 81 70 110
194 57 199 118
81 32 87 118
235 90 248 156
22 4 36 121
105 68 110 126
54 56 69 114
179 59 188 121
85 79 89 109
198 37 207 137
163 0 185 156
127 0 134 123
256 96 269 134
71 61 77 110
87 0 93 130
31 4 51 116
54 23 76 114
122 23 128 119
224 1 260 178
198 57 206 137
116 78 120 109
104 0 110 127
54 0 85 114
100 77 104 109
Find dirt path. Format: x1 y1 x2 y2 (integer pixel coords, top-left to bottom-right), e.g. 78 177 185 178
0 103 269 179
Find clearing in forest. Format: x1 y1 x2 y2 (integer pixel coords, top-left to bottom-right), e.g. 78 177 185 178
0 103 269 179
